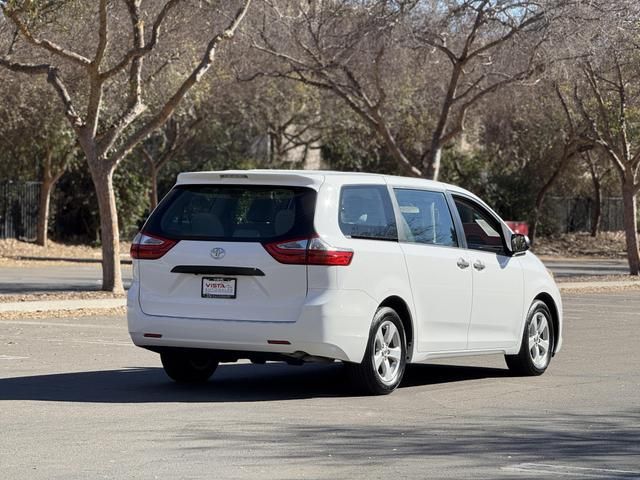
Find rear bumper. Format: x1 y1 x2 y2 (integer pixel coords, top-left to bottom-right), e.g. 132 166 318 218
127 283 377 363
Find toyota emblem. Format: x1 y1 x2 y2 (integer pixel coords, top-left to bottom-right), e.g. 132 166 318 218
210 247 226 260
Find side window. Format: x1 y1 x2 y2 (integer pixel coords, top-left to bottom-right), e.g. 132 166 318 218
454 197 505 254
393 189 458 247
339 185 397 241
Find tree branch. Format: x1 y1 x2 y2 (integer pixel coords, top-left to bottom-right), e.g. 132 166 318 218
107 0 252 166
100 0 182 79
94 0 109 67
2 5 91 66
47 67 84 130
0 56 49 74
0 58 84 129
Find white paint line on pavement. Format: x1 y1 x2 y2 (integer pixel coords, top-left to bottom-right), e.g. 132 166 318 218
0 320 121 329
68 339 131 347
503 463 640 478
568 310 640 317
0 355 29 360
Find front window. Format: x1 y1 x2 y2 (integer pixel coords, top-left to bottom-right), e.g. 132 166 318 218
454 197 505 254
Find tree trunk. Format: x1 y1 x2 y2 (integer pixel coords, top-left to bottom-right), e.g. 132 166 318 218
529 205 541 246
621 180 640 276
91 165 124 293
36 178 55 247
529 174 555 245
590 176 602 237
424 146 442 181
422 63 463 182
149 166 159 211
529 149 574 245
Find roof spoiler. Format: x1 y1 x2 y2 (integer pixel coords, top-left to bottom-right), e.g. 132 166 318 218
176 170 323 189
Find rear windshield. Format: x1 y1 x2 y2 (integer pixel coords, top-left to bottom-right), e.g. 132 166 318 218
144 184 317 241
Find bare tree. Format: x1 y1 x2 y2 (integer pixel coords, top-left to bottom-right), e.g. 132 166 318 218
36 140 74 247
252 0 559 180
413 0 554 180
0 0 252 292
251 0 423 176
574 56 640 275
0 76 76 247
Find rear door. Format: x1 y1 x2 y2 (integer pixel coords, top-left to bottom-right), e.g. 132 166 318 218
393 188 473 352
137 183 317 322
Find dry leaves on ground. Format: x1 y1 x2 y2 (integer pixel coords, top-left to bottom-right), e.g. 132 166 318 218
0 239 131 267
533 232 628 259
0 291 126 303
0 306 126 320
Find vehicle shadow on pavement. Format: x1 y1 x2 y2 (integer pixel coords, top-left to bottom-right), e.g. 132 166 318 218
0 363 509 403
176 412 640 479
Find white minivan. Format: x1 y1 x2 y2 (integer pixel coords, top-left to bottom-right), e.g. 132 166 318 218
128 170 562 394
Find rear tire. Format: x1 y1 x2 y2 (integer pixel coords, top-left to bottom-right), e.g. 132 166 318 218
505 300 555 376
346 307 407 395
161 351 219 383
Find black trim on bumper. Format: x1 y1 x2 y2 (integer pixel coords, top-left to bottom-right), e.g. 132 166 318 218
170 265 265 276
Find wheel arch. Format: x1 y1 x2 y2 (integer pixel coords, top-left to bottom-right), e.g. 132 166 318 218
533 292 559 356
379 295 414 360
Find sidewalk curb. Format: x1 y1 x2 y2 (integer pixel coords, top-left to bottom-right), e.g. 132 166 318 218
559 281 640 292
0 298 126 313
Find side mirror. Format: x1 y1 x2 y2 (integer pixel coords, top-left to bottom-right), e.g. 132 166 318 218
510 233 530 256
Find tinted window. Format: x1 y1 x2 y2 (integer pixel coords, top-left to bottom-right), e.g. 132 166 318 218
144 184 316 241
339 185 397 241
454 197 505 254
394 189 458 247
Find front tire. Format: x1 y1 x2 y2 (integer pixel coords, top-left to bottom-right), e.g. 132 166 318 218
161 350 219 383
346 307 407 395
505 300 555 376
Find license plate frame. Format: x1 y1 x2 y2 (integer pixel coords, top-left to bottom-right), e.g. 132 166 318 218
201 277 237 299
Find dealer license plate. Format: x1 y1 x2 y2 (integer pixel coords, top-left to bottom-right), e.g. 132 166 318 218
201 277 236 299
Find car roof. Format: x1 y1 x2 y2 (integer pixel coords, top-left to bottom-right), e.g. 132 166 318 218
176 169 472 196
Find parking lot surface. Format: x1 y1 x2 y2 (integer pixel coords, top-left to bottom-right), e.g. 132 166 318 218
0 264 132 294
1 291 639 479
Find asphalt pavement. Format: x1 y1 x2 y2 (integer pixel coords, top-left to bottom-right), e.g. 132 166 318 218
1 291 639 479
0 264 133 294
542 258 630 278
0 258 630 294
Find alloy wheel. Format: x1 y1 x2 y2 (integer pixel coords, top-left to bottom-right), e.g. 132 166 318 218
528 311 551 369
373 320 403 384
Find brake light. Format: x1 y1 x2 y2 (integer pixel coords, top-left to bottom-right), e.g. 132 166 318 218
263 236 353 266
130 233 177 260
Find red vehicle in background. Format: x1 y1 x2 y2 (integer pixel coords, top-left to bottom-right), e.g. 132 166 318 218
506 221 529 237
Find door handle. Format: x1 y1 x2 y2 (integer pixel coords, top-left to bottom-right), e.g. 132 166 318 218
473 260 486 271
457 258 470 269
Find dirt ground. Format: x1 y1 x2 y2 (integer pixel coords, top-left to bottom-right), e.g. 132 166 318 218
0 306 126 320
0 239 131 267
533 231 628 259
0 291 125 304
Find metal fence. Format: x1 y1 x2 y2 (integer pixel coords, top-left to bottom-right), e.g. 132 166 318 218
542 196 625 234
0 181 40 241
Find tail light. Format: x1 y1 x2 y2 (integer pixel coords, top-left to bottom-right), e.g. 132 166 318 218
130 233 177 260
263 236 353 266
